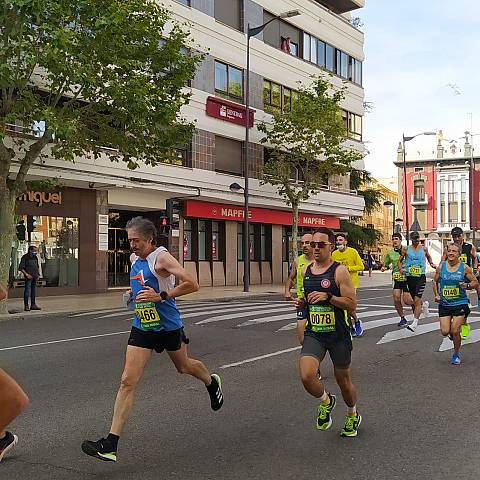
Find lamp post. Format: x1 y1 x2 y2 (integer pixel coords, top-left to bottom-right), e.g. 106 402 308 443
383 200 396 235
402 131 436 244
243 9 300 292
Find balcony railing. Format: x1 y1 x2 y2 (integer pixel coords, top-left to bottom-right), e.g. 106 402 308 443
410 193 428 205
437 222 470 232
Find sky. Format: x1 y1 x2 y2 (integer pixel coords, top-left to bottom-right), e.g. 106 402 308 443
361 0 480 179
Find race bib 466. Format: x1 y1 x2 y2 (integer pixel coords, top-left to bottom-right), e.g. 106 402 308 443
135 302 161 329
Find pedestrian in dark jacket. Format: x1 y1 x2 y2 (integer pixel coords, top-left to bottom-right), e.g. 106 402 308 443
18 246 41 311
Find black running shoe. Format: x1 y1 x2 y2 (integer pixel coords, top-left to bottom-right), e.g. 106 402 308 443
81 438 117 462
0 431 18 463
207 374 224 411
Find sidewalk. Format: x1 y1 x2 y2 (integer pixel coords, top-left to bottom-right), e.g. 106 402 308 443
1 271 392 320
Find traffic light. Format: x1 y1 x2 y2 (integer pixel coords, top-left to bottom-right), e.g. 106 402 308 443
158 216 170 236
16 221 26 241
26 215 36 233
166 199 182 230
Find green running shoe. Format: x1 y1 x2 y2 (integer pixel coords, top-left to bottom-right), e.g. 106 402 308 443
341 413 362 437
461 322 470 340
316 393 336 430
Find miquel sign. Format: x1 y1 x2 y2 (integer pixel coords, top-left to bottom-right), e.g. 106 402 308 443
17 191 62 207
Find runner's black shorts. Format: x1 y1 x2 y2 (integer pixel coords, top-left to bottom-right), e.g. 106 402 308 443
297 307 308 320
300 332 352 369
393 280 410 293
406 275 426 299
128 326 188 353
438 304 470 319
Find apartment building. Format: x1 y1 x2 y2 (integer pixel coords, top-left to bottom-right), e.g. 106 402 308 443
11 0 366 296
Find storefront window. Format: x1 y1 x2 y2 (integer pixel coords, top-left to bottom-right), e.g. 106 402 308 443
184 219 192 261
198 220 207 261
11 215 79 288
237 223 254 261
212 221 219 261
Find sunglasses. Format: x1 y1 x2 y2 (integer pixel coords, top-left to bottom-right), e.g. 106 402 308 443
310 241 331 249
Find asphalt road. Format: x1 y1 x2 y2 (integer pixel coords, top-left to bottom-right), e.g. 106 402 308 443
1 285 480 479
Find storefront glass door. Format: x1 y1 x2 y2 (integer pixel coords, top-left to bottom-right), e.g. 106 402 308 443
108 227 130 287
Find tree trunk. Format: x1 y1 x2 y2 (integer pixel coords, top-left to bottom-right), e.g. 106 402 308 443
291 200 299 262
0 186 16 314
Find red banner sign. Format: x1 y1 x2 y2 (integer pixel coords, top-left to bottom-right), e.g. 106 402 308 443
206 96 255 127
184 200 340 229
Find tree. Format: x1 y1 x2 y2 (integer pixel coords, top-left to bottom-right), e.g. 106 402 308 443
0 0 200 311
341 170 384 249
258 77 363 261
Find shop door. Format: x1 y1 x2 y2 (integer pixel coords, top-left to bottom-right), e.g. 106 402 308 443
108 227 130 287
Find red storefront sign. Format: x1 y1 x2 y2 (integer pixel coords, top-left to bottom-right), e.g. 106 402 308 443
184 200 340 229
206 96 255 127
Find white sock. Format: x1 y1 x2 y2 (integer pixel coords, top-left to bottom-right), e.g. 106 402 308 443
347 405 357 415
319 391 328 403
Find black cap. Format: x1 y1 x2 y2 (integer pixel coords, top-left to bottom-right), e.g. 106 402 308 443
451 226 463 235
410 231 420 239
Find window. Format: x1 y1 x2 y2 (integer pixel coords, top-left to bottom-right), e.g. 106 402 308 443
12 216 79 288
214 0 241 31
413 180 425 201
461 202 467 223
349 58 363 85
414 167 424 172
336 50 348 78
317 41 326 67
214 136 243 175
173 144 192 167
325 44 335 72
184 219 192 261
303 33 311 61
212 221 220 261
263 80 295 114
237 223 254 261
214 61 243 101
449 202 458 223
263 11 300 56
343 110 362 141
175 0 190 5
198 220 207 261
440 202 445 223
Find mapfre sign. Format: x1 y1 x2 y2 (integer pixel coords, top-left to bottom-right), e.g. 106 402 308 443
17 191 62 207
184 200 340 228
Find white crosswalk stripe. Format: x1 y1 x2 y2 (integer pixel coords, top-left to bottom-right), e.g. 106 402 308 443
196 305 293 325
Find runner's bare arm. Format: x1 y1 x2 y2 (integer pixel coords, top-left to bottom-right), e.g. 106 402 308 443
285 259 298 299
155 251 199 298
331 265 357 312
424 247 436 268
432 266 441 301
441 247 447 262
460 265 479 290
398 247 407 273
0 283 6 301
472 245 478 272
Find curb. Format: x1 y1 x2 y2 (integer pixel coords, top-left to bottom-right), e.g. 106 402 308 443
0 292 285 321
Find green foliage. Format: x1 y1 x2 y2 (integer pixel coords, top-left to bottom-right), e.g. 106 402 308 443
0 0 201 194
340 219 382 250
258 77 362 205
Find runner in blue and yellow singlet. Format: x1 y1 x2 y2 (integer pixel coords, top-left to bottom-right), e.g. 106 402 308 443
433 242 478 365
82 217 224 463
398 231 436 332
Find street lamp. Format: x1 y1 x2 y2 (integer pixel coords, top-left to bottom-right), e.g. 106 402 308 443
383 200 396 235
243 9 300 292
402 131 436 244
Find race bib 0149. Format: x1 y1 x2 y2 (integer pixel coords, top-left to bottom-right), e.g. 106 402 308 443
442 286 460 300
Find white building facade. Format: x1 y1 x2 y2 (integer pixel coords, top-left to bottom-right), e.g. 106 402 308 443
10 0 366 295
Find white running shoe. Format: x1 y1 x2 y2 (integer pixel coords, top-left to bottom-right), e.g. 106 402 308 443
407 319 418 332
422 301 429 318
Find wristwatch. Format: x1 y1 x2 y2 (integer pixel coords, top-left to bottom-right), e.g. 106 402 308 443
160 291 169 301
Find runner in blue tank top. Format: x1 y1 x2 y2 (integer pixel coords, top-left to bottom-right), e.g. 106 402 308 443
433 243 477 365
398 231 436 332
82 217 224 463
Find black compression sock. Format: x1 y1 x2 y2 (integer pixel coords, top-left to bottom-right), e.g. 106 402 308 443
107 433 119 450
206 376 217 391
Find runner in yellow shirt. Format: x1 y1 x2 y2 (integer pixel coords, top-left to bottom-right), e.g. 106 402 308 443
332 234 365 336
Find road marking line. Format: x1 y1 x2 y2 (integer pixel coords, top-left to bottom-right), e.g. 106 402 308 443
359 310 396 319
196 305 293 325
238 313 296 327
185 303 286 320
220 346 301 369
276 322 297 331
70 308 124 317
0 331 130 352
